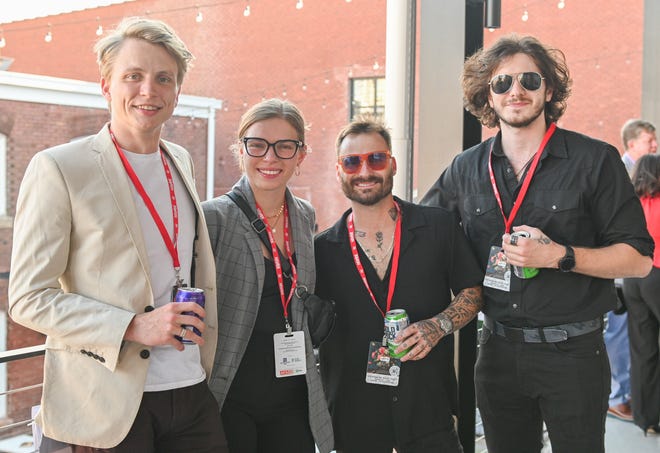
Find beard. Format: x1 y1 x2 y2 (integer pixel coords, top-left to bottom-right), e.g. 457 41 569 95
340 171 394 206
496 98 546 129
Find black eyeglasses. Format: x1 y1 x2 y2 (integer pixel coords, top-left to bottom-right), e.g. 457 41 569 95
338 151 392 174
489 72 545 95
242 137 303 159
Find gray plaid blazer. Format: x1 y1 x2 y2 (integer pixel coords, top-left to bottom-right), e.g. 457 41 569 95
202 176 333 452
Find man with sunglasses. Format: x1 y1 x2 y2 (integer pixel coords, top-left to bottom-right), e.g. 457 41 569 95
314 118 484 452
422 34 653 453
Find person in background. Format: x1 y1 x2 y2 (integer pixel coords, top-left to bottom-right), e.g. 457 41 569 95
422 34 653 453
620 119 658 175
604 119 657 422
203 99 333 453
315 117 484 452
623 153 660 435
8 17 223 451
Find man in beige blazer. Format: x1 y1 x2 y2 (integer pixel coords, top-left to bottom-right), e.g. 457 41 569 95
8 18 222 451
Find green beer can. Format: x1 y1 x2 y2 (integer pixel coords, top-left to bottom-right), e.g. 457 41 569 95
385 309 410 359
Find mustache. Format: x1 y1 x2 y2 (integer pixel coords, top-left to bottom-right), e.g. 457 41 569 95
351 176 383 185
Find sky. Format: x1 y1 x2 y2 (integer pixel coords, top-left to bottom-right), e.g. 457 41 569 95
0 0 132 24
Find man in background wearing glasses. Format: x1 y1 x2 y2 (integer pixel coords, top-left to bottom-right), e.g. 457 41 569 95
314 118 484 452
422 34 653 453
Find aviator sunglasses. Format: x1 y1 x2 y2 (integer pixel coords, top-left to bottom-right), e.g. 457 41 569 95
338 151 392 174
489 71 545 95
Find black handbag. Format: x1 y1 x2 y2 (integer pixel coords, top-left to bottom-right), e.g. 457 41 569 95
225 190 336 347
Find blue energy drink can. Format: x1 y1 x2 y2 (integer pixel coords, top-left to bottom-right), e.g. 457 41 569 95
174 287 205 344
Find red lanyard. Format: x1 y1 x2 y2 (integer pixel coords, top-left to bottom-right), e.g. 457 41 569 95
488 123 557 233
347 202 402 317
256 203 298 329
109 127 181 280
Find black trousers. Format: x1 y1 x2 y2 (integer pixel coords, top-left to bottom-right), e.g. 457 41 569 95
220 398 315 453
475 328 609 453
70 381 225 453
623 267 660 430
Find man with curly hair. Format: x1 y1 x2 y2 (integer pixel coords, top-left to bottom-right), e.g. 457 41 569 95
422 34 653 453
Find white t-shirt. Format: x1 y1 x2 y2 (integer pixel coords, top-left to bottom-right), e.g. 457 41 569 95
123 149 205 392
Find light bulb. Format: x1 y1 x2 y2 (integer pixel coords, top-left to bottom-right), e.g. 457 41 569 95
0 36 5 48
558 0 565 9
196 11 203 23
373 61 380 70
302 83 307 91
522 10 529 22
96 25 103 36
296 0 303 10
243 5 251 16
44 31 52 43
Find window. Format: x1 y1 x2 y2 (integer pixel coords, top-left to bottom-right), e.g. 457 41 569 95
350 77 385 120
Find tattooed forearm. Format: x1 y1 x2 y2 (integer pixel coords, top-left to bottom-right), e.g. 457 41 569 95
398 286 483 361
413 319 443 349
437 286 483 332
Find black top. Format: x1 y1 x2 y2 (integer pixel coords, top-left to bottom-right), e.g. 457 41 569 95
315 198 483 449
225 255 307 410
422 126 654 327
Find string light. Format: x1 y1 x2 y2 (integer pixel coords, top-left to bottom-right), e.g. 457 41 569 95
0 31 5 48
95 18 103 36
521 9 529 22
558 0 566 9
243 1 251 17
296 0 304 10
302 81 307 91
196 8 203 23
44 24 53 43
372 59 380 70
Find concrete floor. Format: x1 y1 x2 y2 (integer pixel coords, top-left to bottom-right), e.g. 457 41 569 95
474 414 660 453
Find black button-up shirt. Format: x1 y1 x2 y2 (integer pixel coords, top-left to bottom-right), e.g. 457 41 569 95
315 198 483 449
422 126 653 327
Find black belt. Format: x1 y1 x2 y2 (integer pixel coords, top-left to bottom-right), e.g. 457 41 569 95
483 316 602 343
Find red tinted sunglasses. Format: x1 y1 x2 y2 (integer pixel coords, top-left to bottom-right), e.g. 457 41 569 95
338 151 392 174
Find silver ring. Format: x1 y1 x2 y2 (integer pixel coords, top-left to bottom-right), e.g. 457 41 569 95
179 327 187 338
510 235 519 246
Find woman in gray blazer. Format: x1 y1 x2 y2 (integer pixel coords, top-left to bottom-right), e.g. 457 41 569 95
202 99 333 453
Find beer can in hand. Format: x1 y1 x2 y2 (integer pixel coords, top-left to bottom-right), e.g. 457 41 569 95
510 231 539 279
385 309 410 359
174 287 205 344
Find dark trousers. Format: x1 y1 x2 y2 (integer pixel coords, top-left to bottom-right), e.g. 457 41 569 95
623 267 660 429
70 381 225 453
220 399 315 453
335 417 463 453
475 328 609 453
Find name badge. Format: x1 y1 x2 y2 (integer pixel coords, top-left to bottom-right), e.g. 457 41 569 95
365 341 400 387
483 245 511 292
274 331 307 378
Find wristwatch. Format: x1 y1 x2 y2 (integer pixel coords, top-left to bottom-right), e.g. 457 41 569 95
437 315 454 336
558 245 576 272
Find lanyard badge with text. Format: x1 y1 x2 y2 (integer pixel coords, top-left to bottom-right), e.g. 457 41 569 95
347 202 403 386
256 203 307 378
483 123 556 292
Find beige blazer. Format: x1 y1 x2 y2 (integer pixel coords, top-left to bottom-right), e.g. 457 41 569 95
8 125 217 448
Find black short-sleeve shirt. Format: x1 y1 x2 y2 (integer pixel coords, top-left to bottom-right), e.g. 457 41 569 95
422 126 654 327
315 198 483 450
